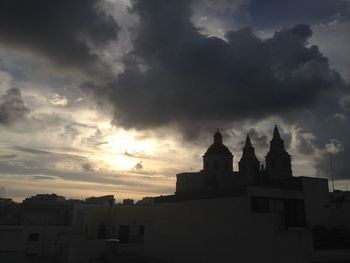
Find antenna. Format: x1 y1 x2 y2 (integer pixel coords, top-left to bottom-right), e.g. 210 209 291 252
330 153 335 192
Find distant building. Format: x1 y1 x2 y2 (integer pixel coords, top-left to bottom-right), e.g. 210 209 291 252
85 195 115 207
136 197 154 206
23 193 66 204
122 198 134 206
0 198 19 225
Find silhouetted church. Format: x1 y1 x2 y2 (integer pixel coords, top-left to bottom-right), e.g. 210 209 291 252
147 126 334 263
176 125 293 193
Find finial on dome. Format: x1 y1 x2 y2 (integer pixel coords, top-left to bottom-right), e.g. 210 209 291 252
214 129 223 144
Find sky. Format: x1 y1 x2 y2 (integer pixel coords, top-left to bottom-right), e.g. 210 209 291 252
0 0 350 202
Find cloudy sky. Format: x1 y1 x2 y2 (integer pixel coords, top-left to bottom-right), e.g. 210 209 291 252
0 0 349 202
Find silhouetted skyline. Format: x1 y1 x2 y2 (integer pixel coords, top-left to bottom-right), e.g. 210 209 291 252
2 129 350 263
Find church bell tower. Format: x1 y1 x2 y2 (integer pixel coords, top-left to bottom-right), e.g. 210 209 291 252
265 125 292 179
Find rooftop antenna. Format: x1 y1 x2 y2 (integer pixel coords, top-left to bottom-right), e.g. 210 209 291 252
330 153 335 192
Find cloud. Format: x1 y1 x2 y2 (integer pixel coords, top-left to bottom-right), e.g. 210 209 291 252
0 88 30 125
14 146 51 155
0 0 120 77
246 0 350 28
0 154 17 159
0 186 7 197
0 0 349 193
50 93 68 106
85 0 345 137
82 0 350 181
31 175 60 180
82 163 94 172
133 161 143 170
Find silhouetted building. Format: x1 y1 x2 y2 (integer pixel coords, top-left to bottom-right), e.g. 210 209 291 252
122 198 134 206
265 125 293 179
0 198 20 225
85 195 115 207
238 134 260 184
177 126 295 193
136 197 154 206
146 126 348 263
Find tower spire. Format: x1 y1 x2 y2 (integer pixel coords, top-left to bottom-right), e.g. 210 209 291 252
244 134 253 149
273 125 281 140
242 134 257 157
270 125 285 150
265 125 292 178
239 133 260 183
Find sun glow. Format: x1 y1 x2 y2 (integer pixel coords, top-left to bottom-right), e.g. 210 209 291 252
107 131 155 154
98 130 157 170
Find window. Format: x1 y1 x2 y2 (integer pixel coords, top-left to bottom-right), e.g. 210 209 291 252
118 225 130 243
285 199 306 227
28 233 40 242
251 196 306 227
138 225 145 236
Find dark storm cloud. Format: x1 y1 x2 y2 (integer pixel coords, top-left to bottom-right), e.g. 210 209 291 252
0 0 119 76
82 0 350 180
305 115 350 180
14 146 51 155
85 0 344 137
246 0 350 28
32 175 59 180
82 163 94 172
0 88 29 125
0 154 17 159
246 129 269 150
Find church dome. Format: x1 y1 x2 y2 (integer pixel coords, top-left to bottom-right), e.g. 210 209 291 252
205 143 232 155
204 131 232 156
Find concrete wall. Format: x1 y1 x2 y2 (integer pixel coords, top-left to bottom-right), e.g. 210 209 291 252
144 196 312 263
302 177 330 227
0 225 71 260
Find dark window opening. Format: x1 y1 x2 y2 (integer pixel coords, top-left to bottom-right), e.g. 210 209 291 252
285 199 306 227
251 196 306 228
138 225 145 236
28 233 40 242
118 225 130 243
